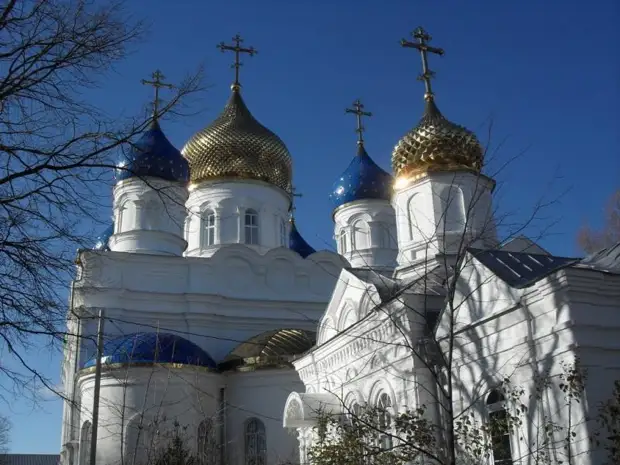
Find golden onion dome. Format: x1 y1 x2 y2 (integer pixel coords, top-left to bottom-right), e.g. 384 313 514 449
182 87 293 191
219 329 316 372
391 98 483 180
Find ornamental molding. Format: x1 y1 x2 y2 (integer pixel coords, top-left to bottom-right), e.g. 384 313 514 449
298 312 403 383
76 245 347 302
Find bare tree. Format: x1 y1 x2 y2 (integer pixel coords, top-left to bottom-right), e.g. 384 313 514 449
0 0 201 402
577 190 620 254
0 415 10 456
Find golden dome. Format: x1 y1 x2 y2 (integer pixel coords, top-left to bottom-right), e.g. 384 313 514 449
182 88 293 191
391 98 483 179
219 329 316 372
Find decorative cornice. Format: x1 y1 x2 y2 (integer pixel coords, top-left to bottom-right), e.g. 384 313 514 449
297 310 407 383
78 361 218 376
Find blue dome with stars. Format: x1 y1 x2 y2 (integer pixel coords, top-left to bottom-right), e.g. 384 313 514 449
289 219 316 258
116 120 189 183
82 332 216 369
93 224 113 251
329 144 393 209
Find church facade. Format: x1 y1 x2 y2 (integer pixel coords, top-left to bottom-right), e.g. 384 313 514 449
59 29 620 465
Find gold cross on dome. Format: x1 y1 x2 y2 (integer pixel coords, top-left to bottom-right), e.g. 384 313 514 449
141 70 174 119
401 27 445 101
345 99 372 146
217 34 258 89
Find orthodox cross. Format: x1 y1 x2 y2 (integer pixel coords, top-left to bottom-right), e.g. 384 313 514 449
141 70 174 119
400 27 444 101
345 99 372 147
217 34 258 89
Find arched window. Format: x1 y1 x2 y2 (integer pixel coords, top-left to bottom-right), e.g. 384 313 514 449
344 393 362 427
79 421 92 465
141 198 161 231
376 223 396 249
197 418 217 465
117 200 134 232
245 417 266 465
279 218 287 246
244 209 259 245
377 393 393 451
125 415 152 465
352 220 368 249
440 185 465 234
338 229 347 253
486 389 513 465
204 210 216 246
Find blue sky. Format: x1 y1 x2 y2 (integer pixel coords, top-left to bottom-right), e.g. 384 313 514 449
7 0 619 453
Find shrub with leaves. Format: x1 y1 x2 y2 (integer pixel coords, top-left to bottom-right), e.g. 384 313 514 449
306 358 614 465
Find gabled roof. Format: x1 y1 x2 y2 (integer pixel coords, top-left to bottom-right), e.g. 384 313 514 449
578 242 620 274
499 235 550 255
346 268 399 303
468 248 579 289
2 455 59 465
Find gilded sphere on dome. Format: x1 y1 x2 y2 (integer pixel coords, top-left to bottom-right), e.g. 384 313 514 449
182 89 292 191
391 99 484 179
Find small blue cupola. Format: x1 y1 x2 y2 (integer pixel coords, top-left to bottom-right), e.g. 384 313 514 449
82 332 216 369
116 119 190 183
93 224 114 251
329 144 393 210
289 218 316 258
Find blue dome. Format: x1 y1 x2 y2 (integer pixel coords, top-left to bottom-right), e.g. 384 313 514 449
289 219 316 258
116 120 189 183
93 224 113 251
82 332 216 369
329 144 393 209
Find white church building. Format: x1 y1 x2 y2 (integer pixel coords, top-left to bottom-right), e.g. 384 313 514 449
59 30 620 465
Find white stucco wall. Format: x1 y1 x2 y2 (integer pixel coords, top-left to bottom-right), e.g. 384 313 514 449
332 199 398 270
61 242 348 465
184 179 291 257
438 259 620 465
392 171 496 266
225 369 303 465
78 366 219 465
110 177 189 256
